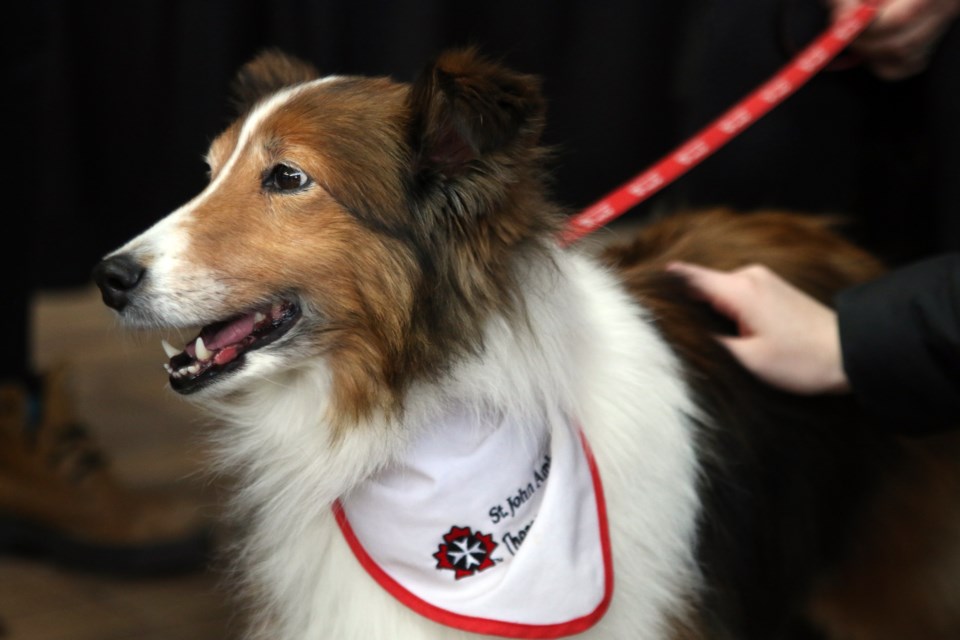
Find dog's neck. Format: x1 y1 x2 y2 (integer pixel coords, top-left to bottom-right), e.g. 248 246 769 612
205 247 579 508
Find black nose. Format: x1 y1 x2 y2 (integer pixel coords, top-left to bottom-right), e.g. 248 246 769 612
92 254 146 311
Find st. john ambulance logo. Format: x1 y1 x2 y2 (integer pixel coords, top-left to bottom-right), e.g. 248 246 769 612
434 525 498 579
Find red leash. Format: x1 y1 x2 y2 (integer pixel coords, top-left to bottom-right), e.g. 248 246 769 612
559 1 879 246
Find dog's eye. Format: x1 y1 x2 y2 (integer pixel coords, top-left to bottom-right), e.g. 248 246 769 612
264 164 310 192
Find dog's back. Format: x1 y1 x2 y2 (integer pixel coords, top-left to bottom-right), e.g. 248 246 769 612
605 209 960 639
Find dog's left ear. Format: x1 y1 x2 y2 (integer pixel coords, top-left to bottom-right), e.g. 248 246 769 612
408 48 546 177
230 49 320 114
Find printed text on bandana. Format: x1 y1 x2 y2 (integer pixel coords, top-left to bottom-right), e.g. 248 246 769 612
487 454 551 555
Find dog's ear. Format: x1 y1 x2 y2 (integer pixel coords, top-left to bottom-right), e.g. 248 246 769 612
230 49 320 114
408 48 546 178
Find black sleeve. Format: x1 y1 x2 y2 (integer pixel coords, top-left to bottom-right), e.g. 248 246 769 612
836 253 960 435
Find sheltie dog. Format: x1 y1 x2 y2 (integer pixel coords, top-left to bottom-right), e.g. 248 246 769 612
93 48 960 639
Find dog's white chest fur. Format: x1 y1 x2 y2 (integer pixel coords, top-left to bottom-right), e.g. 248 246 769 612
211 252 703 639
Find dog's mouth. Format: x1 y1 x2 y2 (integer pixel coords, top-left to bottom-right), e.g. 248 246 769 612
162 300 301 394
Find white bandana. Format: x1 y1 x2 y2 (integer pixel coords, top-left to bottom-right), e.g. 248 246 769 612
335 408 612 638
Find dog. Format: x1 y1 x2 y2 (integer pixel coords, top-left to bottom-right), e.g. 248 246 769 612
93 49 960 639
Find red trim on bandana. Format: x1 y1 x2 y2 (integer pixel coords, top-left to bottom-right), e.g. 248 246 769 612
333 428 613 639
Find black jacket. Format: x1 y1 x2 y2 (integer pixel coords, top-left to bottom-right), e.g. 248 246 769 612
837 254 960 435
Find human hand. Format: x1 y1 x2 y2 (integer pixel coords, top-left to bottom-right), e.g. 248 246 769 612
828 0 960 80
666 262 851 395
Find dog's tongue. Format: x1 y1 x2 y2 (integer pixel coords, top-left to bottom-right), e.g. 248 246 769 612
184 313 257 358
207 314 257 350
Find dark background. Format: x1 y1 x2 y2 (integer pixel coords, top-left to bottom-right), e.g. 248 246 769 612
10 0 960 289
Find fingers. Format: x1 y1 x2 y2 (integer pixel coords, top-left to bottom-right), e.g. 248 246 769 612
668 265 783 383
716 333 761 367
665 261 726 296
667 261 784 338
666 262 850 394
855 2 945 79
833 0 960 80
665 262 749 325
667 262 776 303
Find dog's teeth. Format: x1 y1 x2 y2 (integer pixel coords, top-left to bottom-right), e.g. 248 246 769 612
161 339 181 359
163 363 172 374
186 363 201 375
254 311 266 324
195 337 212 361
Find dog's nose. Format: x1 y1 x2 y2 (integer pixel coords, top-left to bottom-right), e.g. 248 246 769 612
92 254 146 311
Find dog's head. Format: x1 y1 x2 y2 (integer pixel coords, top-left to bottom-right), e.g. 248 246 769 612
93 48 557 421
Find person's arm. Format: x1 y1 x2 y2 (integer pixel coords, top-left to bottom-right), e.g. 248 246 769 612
836 253 960 432
668 255 960 434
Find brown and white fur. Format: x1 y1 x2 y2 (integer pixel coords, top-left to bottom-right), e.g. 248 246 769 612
93 49 960 639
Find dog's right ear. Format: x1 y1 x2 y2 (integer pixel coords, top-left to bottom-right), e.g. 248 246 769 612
230 49 320 114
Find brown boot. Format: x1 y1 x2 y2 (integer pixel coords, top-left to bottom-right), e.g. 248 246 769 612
0 367 213 575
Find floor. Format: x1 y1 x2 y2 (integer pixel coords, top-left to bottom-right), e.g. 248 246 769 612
1 285 241 640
